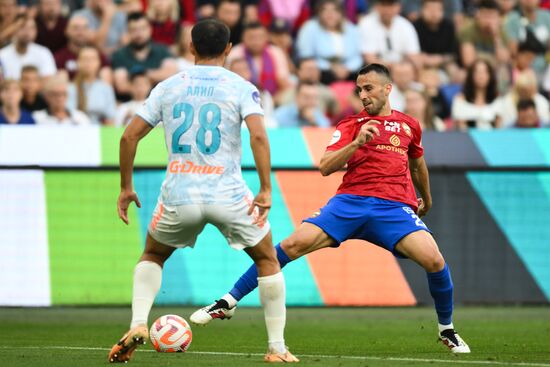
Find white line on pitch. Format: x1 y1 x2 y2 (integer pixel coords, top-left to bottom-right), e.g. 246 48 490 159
0 345 549 367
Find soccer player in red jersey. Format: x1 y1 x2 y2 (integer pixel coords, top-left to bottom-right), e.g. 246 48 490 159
192 63 470 354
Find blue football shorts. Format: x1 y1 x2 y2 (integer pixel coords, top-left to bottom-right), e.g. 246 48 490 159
303 194 431 256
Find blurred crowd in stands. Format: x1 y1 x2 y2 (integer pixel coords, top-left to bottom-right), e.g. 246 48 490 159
1 0 550 130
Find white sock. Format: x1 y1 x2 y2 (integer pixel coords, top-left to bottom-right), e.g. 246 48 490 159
258 272 287 354
221 293 238 309
130 261 162 328
438 322 454 333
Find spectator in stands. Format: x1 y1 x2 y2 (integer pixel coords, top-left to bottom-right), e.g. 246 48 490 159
513 40 538 79
413 0 458 73
458 0 510 68
35 0 68 54
19 65 48 112
54 15 112 83
515 98 541 127
0 0 21 48
228 57 277 128
68 46 117 125
73 0 127 55
111 12 177 97
175 23 194 71
278 58 340 118
216 0 244 45
227 22 291 104
404 88 446 131
402 0 464 29
33 75 91 125
334 0 369 24
496 69 550 127
358 0 422 69
389 60 423 112
268 18 295 74
118 0 142 13
0 17 57 80
497 0 517 20
419 67 450 119
257 0 311 34
114 71 151 126
147 0 180 47
196 0 217 19
506 0 550 78
451 58 500 130
274 81 331 128
296 0 362 85
0 79 35 125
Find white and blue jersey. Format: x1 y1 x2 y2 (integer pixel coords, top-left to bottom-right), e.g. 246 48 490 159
136 66 264 206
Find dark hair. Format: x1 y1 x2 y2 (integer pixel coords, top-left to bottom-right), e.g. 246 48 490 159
217 0 241 8
297 80 318 92
315 0 343 15
421 0 443 5
242 21 265 32
358 63 392 82
517 98 536 111
297 57 317 68
21 65 39 74
376 0 400 4
127 12 149 24
191 19 230 58
477 0 500 11
463 59 497 103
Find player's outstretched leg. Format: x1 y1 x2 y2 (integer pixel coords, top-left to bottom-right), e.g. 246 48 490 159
190 223 335 326
395 230 470 354
190 242 291 325
109 235 175 363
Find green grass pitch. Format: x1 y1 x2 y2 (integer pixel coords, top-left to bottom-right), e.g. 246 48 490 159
0 307 549 366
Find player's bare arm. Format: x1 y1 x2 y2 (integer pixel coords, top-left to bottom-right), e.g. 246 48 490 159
409 156 432 217
319 120 381 176
118 116 153 224
245 114 272 226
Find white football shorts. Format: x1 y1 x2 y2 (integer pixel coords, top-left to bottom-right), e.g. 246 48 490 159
147 193 271 250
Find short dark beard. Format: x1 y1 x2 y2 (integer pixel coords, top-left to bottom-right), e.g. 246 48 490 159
130 41 150 51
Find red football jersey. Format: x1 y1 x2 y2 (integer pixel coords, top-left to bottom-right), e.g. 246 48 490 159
326 109 424 211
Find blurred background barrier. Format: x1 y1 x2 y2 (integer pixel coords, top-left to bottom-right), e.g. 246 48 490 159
1 126 550 168
1 127 549 307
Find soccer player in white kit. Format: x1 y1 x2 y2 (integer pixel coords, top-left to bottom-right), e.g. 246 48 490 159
108 19 298 363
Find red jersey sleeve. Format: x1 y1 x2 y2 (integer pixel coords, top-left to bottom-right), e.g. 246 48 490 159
326 118 355 151
407 118 424 159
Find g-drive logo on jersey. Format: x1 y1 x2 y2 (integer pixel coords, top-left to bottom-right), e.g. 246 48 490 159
169 160 225 175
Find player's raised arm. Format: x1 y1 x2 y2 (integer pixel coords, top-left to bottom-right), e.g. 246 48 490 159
118 116 153 224
244 114 272 226
319 120 380 176
409 156 432 217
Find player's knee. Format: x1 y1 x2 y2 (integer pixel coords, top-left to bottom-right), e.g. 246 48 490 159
423 252 445 272
280 237 305 260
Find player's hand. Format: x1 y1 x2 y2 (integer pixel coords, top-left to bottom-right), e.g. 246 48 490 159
354 120 381 146
117 190 141 225
416 197 432 217
248 191 271 227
